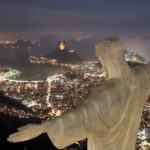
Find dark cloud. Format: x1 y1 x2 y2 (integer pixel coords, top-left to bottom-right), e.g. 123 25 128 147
0 5 150 35
0 1 149 61
141 37 150 40
0 5 97 32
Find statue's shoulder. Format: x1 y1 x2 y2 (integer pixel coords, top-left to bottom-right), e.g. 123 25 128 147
85 79 129 128
142 64 150 75
132 64 150 74
131 64 150 85
88 78 129 102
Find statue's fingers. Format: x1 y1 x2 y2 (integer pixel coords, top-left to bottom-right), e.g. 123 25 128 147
8 134 29 143
7 131 30 142
17 124 34 131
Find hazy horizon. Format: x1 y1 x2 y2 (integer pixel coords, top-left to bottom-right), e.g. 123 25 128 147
0 0 149 61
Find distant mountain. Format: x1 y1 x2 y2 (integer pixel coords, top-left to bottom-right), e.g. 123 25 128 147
0 40 34 50
14 40 33 49
0 40 34 65
46 50 83 64
46 40 83 64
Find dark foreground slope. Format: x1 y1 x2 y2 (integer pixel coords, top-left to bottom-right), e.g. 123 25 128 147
0 94 57 150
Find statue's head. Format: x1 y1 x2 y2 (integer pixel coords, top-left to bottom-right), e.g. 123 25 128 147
95 37 129 79
95 37 123 57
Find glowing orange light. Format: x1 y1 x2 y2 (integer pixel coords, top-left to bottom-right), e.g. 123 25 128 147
58 41 66 51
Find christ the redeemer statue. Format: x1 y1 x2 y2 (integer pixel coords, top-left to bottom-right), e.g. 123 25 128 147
8 37 150 150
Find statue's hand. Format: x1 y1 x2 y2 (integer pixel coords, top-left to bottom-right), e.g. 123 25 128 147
7 123 44 143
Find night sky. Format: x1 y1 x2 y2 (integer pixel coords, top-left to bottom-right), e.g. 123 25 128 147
0 0 150 60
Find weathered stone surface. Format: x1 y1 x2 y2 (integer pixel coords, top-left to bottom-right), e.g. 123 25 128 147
8 37 150 150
